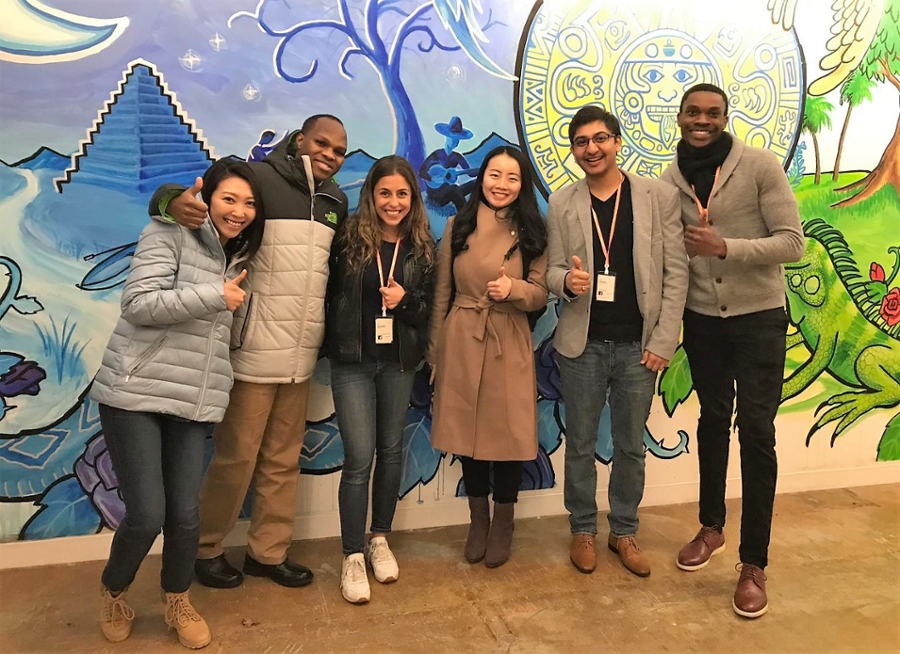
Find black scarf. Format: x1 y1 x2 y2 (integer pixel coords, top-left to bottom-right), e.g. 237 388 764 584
676 132 733 207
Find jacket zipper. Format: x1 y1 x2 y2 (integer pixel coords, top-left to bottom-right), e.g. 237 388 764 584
193 311 221 420
124 333 169 382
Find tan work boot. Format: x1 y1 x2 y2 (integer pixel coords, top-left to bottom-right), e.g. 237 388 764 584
163 590 211 649
100 585 135 642
569 534 596 573
608 534 651 577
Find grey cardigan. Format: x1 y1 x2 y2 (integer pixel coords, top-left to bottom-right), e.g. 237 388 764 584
91 219 235 423
661 138 804 318
546 172 689 360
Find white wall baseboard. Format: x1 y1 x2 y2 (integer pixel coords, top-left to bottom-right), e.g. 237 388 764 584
2 462 897 571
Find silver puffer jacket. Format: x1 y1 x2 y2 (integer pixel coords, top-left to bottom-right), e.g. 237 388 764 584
91 218 240 423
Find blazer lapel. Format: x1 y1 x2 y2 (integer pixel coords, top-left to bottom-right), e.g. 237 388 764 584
627 173 652 304
573 179 594 271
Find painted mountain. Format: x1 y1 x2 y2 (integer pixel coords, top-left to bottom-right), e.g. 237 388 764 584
56 59 213 194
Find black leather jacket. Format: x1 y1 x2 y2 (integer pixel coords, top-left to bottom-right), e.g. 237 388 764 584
325 242 435 371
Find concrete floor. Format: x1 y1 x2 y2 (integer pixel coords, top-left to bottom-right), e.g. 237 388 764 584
2 484 899 654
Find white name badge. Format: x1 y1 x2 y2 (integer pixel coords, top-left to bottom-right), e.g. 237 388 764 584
375 316 394 344
596 272 616 302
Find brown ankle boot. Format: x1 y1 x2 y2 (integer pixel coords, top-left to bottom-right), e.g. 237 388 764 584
163 590 211 649
465 496 491 563
484 501 515 568
100 585 134 642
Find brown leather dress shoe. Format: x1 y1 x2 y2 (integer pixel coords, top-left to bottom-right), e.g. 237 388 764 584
676 526 725 571
733 563 768 618
570 534 596 573
608 534 650 577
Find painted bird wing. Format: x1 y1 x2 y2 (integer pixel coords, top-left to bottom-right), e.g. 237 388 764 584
768 0 801 30
432 0 516 81
809 0 885 96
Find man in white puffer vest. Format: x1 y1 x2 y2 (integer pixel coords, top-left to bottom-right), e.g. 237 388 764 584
149 115 349 589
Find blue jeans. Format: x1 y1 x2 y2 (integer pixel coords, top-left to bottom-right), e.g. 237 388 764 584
99 404 208 594
331 355 416 555
558 341 656 536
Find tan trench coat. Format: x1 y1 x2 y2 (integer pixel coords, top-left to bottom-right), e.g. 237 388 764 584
427 205 548 461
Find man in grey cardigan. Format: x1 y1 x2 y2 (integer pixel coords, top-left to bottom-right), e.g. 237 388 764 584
546 106 688 578
661 83 804 619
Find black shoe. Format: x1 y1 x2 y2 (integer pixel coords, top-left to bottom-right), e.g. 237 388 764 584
194 554 243 589
243 554 314 588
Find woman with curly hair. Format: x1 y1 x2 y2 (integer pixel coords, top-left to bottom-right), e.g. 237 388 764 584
428 146 548 569
325 155 436 603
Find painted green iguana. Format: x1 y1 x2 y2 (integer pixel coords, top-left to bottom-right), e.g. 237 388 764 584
658 218 900 460
782 218 900 457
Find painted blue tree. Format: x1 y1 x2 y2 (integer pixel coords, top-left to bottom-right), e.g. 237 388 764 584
228 0 514 169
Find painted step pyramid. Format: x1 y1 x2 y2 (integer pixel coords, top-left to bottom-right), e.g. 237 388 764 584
56 58 213 194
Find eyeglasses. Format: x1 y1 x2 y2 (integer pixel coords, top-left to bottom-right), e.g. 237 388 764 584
571 132 617 149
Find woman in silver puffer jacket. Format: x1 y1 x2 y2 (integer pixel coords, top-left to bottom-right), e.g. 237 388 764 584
90 159 265 649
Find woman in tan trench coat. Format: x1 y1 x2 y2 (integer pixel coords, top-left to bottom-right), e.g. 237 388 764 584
428 146 548 568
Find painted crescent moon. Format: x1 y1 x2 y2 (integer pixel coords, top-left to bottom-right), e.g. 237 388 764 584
0 0 129 64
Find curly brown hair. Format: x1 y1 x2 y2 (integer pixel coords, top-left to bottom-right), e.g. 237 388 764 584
341 155 435 270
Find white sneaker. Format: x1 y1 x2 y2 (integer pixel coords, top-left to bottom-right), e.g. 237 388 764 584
366 536 399 583
341 553 370 604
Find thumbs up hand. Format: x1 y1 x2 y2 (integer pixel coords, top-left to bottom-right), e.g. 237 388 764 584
684 211 727 258
169 177 208 229
379 276 406 310
565 255 591 296
224 269 248 311
487 265 512 301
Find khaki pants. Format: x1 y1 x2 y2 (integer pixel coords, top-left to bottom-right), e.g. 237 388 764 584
197 379 310 564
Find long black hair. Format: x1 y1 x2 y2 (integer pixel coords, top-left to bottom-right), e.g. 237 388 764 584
449 145 546 266
200 158 266 263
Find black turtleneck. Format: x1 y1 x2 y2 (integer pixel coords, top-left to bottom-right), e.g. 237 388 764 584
676 132 733 207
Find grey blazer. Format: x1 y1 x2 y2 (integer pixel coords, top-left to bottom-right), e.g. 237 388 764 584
545 172 688 360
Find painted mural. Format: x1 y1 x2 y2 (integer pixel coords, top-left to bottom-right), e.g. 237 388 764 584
0 0 898 542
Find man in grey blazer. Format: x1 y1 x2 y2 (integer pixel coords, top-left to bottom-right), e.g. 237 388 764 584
546 106 688 577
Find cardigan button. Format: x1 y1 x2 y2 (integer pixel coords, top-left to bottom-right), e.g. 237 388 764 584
715 277 722 283
720 305 727 312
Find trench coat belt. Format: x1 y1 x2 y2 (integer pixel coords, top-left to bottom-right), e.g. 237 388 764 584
453 293 518 357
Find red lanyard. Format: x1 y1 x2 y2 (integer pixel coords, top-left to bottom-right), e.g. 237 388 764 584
590 173 624 275
691 167 721 221
376 238 401 316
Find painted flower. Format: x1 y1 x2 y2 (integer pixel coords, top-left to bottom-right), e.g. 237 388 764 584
74 434 125 529
880 288 900 326
870 262 886 282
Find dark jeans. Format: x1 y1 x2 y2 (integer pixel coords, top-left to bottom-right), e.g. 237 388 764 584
460 457 523 504
682 308 788 569
331 355 416 555
99 404 208 593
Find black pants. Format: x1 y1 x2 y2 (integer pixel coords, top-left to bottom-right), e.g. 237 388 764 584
460 457 523 504
682 308 788 569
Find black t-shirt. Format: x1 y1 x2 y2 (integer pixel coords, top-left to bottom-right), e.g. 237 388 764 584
587 176 643 343
361 240 408 359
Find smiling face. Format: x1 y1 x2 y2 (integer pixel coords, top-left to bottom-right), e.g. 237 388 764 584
678 90 728 148
570 119 622 180
294 117 348 182
373 173 412 239
209 176 257 244
481 153 522 210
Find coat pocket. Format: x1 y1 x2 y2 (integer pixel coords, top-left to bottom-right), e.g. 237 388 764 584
124 331 169 382
230 293 255 350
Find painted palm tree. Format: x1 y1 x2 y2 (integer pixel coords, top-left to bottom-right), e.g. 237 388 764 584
802 96 834 185
771 0 899 205
833 68 876 181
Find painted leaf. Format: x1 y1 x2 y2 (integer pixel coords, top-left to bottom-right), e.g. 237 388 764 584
521 448 556 491
300 416 344 473
22 476 101 540
399 408 442 498
12 295 44 315
659 346 693 417
876 414 900 462
864 280 888 304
